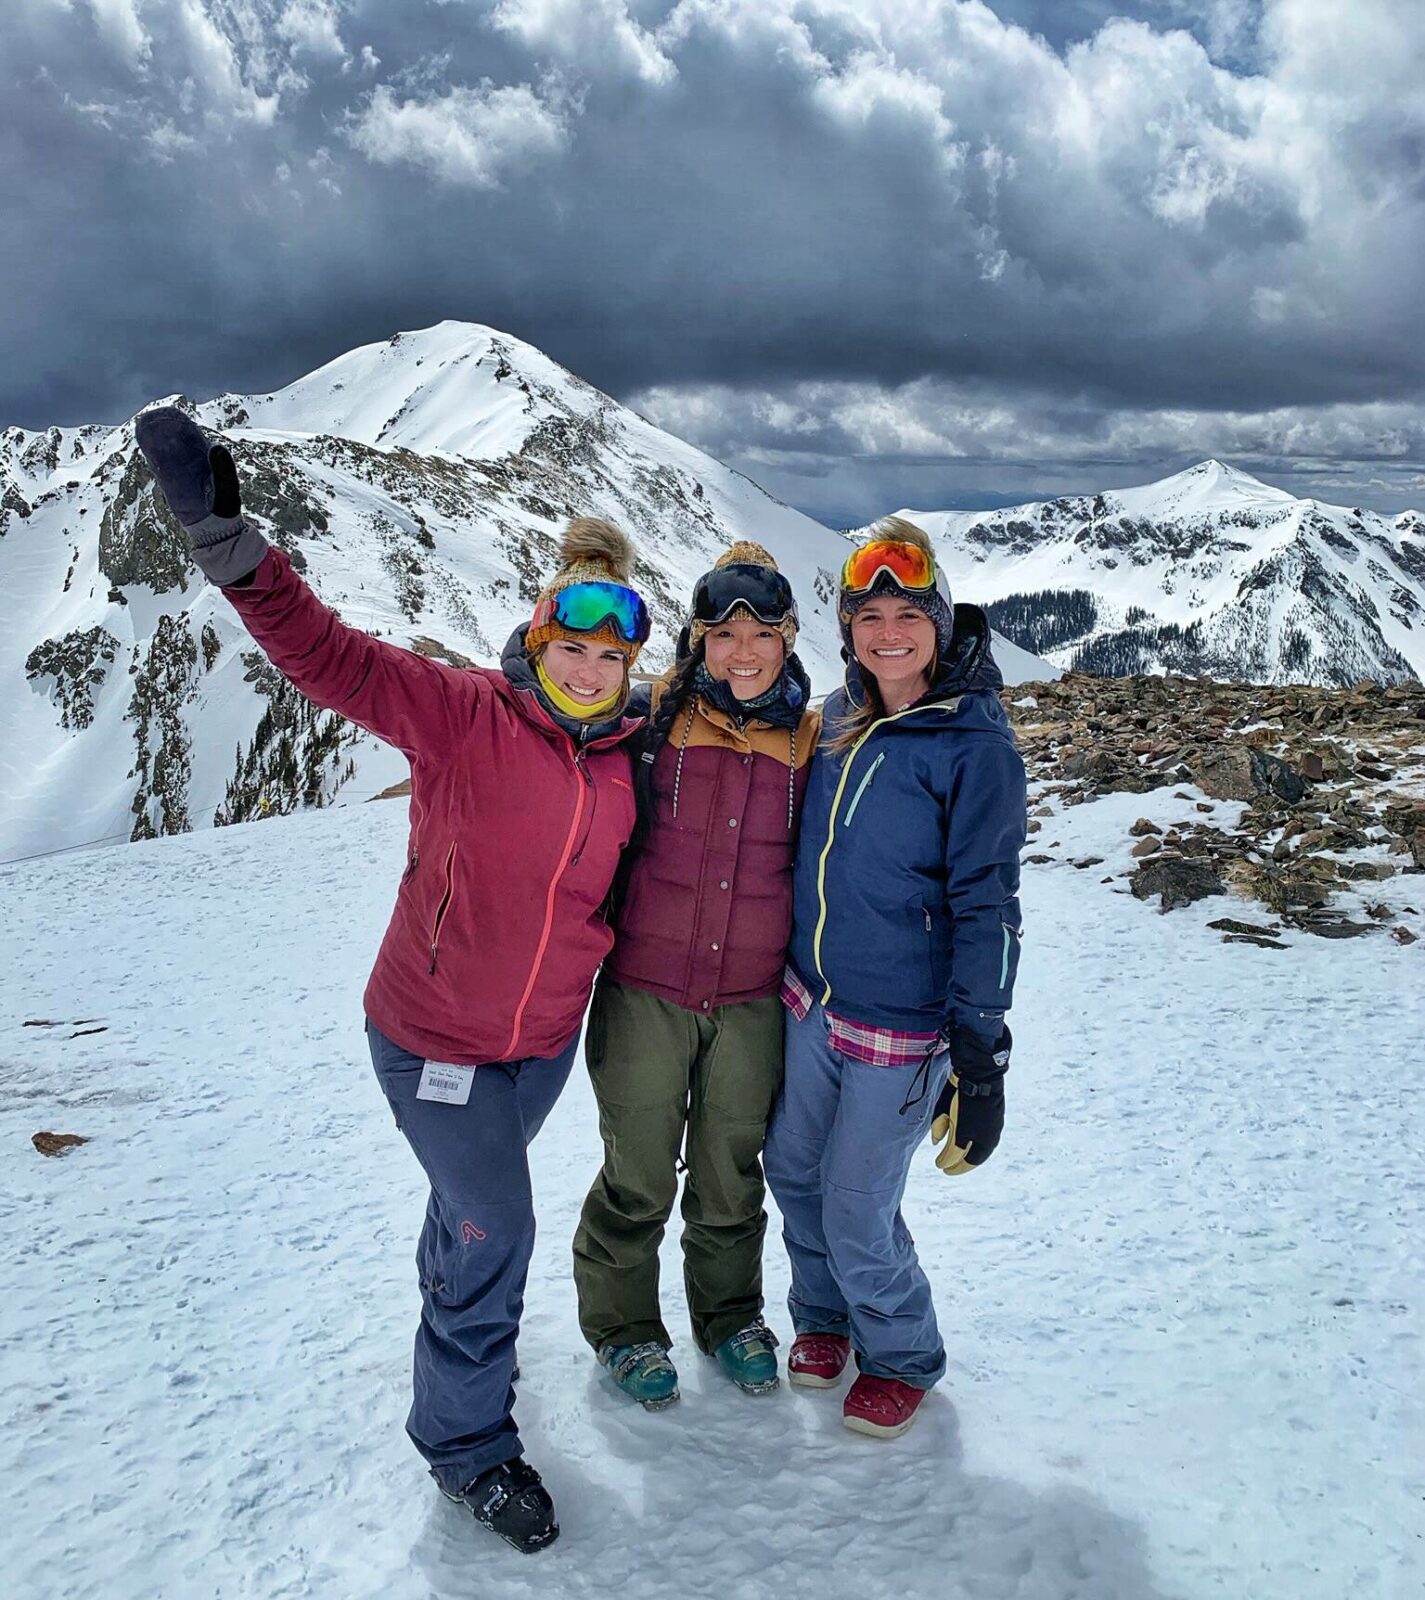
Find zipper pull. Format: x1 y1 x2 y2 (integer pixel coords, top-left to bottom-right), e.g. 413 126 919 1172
924 907 932 932
428 944 439 976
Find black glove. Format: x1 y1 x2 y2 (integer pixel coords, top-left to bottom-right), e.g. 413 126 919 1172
930 1024 1010 1176
134 406 268 586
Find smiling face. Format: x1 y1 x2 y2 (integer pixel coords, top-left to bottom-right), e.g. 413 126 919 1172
702 614 786 700
849 599 937 705
540 637 628 705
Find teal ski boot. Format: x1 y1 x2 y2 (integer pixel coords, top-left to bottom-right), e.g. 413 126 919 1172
597 1341 680 1411
713 1320 780 1395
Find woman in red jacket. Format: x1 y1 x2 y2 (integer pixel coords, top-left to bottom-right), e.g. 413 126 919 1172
136 407 650 1555
572 542 820 1408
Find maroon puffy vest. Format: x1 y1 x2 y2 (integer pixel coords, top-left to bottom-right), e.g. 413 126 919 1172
605 696 818 1013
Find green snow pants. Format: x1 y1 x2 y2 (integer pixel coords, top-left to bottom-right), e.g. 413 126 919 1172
572 978 785 1356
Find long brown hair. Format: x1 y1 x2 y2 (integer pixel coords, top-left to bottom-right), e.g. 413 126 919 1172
824 516 936 756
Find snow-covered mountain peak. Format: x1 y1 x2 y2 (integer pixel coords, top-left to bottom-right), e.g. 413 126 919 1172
883 463 1425 686
195 321 588 461
1112 458 1296 521
0 321 1054 861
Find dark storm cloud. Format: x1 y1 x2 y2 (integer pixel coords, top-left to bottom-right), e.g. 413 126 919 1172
2 0 1421 517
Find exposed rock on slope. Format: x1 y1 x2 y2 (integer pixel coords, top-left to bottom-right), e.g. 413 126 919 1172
1008 672 1425 942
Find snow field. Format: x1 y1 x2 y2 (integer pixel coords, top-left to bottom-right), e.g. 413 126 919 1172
1 791 1420 1599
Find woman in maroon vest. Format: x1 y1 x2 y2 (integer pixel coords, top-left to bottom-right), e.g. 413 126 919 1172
572 542 821 1407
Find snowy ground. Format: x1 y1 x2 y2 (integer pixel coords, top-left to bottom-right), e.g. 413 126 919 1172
2 791 1420 1600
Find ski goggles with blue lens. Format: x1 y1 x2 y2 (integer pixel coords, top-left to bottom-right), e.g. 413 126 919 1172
532 581 651 645
690 564 798 628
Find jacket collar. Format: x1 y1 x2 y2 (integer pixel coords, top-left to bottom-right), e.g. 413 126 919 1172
693 652 811 733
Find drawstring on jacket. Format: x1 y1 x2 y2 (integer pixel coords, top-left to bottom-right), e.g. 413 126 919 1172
671 700 798 834
671 703 698 819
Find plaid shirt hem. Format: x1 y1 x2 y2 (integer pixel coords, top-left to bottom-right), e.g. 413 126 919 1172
780 966 945 1068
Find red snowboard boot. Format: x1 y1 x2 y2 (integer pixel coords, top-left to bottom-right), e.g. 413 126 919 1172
842 1374 928 1438
787 1333 851 1389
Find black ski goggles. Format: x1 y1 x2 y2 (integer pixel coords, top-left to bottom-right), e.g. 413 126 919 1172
690 564 798 628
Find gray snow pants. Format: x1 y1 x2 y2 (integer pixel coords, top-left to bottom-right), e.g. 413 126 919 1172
366 1019 577 1493
763 1001 950 1389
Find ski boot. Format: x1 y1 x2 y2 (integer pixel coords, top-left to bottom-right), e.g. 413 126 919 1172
842 1374 927 1439
441 1458 559 1552
712 1319 780 1395
598 1341 680 1410
787 1332 851 1389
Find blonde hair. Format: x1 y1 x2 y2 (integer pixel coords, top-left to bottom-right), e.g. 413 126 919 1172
824 515 936 755
862 514 934 554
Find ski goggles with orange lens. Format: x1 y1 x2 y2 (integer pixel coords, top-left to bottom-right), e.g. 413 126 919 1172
532 581 651 645
839 538 939 598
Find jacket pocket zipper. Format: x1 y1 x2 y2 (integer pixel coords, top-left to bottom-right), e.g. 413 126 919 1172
843 752 886 825
402 847 420 884
428 844 457 975
1000 921 1020 990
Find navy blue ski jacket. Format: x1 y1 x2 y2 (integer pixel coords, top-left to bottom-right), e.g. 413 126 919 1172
787 605 1027 1045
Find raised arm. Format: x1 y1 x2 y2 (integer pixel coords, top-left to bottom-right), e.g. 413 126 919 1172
136 407 476 760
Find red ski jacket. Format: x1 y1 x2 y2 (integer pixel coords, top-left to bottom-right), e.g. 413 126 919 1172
225 548 643 1064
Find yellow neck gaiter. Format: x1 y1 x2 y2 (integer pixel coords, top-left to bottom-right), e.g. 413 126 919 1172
535 657 624 722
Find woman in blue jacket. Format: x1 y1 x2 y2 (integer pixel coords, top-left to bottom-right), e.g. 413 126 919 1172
763 517 1026 1439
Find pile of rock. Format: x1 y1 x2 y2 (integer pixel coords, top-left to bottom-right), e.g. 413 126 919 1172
1004 672 1425 943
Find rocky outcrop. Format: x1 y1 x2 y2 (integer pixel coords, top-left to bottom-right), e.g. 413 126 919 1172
1007 671 1425 939
213 651 358 826
99 451 191 594
25 626 120 729
127 614 201 839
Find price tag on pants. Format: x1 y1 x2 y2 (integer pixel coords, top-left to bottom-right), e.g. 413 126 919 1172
416 1061 475 1105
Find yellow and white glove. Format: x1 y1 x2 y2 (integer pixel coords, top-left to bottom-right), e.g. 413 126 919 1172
930 1026 1010 1175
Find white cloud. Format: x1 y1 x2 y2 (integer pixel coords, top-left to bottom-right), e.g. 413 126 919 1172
276 0 347 61
346 80 569 187
636 375 1425 483
10 0 1424 518
83 0 152 66
633 372 1425 525
146 118 198 159
491 0 677 86
174 0 281 124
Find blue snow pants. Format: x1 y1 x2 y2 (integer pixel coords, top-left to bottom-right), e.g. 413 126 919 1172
366 1019 577 1493
763 1002 950 1389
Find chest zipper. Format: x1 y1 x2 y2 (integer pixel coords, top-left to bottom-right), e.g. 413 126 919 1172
842 752 886 825
503 741 589 1057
